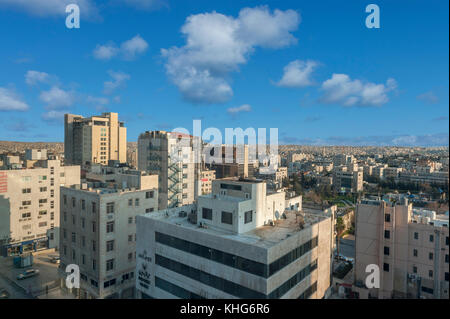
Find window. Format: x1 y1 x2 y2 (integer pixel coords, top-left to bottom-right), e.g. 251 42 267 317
429 270 433 278
82 236 85 247
244 211 253 224
63 195 67 205
50 189 54 198
145 208 154 213
103 279 116 288
72 250 76 260
146 191 154 199
128 235 133 242
22 188 31 194
106 202 115 214
82 254 86 265
63 229 67 239
383 263 389 272
71 232 76 243
39 175 47 181
445 272 449 282
385 214 391 222
40 187 47 192
429 234 434 242
446 254 449 263
221 211 233 225
81 200 85 210
413 249 418 257
106 259 114 271
128 217 133 224
384 230 390 239
446 237 449 246
22 176 31 182
413 266 417 273
414 232 419 240
92 221 96 232
72 215 76 225
38 222 47 227
202 208 212 220
92 259 96 271
128 253 133 261
81 218 85 228
22 200 31 206
429 252 433 260
135 198 140 206
384 246 390 256
128 199 133 206
106 221 114 233
106 240 115 252
72 197 76 207
39 199 47 204
92 240 96 252
92 202 97 213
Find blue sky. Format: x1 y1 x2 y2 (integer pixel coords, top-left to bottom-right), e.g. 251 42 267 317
0 0 448 146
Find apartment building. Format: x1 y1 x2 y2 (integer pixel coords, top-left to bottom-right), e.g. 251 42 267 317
200 169 216 195
64 112 127 166
136 178 334 299
354 199 449 299
0 153 80 256
137 130 201 209
332 166 363 193
59 167 158 299
207 145 251 179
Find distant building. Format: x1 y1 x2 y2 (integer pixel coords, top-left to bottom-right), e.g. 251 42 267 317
0 154 80 256
354 198 449 299
200 169 216 195
208 145 251 179
59 165 158 299
64 112 127 166
333 166 363 193
137 130 201 209
136 178 335 299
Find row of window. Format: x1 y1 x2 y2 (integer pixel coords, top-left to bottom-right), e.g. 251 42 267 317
385 229 449 246
155 277 204 299
202 208 253 225
155 232 318 278
155 254 317 299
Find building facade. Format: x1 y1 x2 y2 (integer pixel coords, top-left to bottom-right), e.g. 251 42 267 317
64 112 127 166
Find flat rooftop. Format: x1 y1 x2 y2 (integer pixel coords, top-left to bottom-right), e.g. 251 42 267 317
143 206 330 249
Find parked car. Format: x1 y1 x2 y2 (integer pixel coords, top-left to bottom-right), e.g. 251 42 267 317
0 288 10 299
17 269 40 280
50 256 60 264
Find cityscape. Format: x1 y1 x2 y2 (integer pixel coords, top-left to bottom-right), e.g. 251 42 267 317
0 0 448 309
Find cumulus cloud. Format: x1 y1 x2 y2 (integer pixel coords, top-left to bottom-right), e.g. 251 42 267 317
25 70 50 85
276 60 318 88
162 6 300 104
0 0 99 19
103 71 130 95
93 35 148 61
121 0 167 11
227 104 252 116
0 87 30 111
417 91 439 104
87 95 109 111
319 74 397 107
41 110 66 124
39 86 75 108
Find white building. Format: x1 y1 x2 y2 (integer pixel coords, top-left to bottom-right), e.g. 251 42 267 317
59 166 158 299
136 178 334 299
0 156 79 256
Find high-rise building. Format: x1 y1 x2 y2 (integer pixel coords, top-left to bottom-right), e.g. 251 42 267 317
137 130 201 210
59 165 158 299
207 145 250 179
354 198 449 299
64 112 127 166
136 178 335 299
0 153 80 256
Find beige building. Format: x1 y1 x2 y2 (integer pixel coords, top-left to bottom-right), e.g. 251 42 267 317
64 112 127 166
59 166 158 299
200 169 216 195
333 166 363 193
354 199 449 299
136 178 335 299
0 154 80 256
137 130 201 209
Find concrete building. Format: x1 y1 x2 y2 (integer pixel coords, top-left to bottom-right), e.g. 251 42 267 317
59 166 158 299
208 145 251 179
137 130 201 209
64 112 127 166
354 199 449 299
333 167 363 193
0 155 80 256
200 169 216 195
136 178 335 299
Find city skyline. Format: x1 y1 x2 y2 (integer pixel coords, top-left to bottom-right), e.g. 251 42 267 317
0 0 449 146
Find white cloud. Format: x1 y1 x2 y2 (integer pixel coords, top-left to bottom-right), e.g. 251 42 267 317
121 0 167 11
227 104 252 115
41 110 66 123
417 91 439 104
93 35 148 61
320 74 397 107
0 0 98 19
162 6 300 104
276 60 318 88
103 71 130 95
39 86 75 108
25 70 50 85
93 44 119 60
87 95 109 111
121 35 149 60
0 87 29 111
